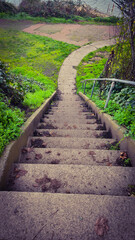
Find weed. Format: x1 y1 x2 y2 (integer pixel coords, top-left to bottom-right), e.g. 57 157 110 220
127 185 135 196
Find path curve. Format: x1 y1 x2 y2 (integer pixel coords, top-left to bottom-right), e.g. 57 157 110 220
58 39 115 96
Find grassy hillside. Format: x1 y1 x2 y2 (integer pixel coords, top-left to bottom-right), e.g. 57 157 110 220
0 28 79 155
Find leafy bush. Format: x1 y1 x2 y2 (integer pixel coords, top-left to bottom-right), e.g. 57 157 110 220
76 46 135 138
0 94 24 156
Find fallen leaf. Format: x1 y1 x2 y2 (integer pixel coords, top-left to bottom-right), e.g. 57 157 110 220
42 143 47 148
45 150 52 154
35 153 42 160
32 184 39 187
94 216 109 236
22 147 33 154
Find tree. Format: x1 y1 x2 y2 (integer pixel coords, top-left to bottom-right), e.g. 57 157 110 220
112 0 135 80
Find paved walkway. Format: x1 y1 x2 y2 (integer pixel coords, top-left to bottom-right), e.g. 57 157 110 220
58 39 115 92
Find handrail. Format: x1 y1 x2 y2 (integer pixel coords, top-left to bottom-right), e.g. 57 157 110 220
81 78 135 109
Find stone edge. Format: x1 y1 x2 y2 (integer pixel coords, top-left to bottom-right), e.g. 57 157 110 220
79 92 135 166
0 91 57 189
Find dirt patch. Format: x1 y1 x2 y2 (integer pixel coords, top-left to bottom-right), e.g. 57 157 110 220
0 19 118 46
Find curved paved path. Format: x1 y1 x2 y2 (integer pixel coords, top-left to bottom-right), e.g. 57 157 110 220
58 39 115 101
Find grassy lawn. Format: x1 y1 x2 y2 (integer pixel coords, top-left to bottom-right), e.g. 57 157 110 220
0 28 79 108
0 28 79 155
76 46 135 139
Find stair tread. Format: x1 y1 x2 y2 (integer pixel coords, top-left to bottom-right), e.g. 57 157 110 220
37 122 105 130
20 147 120 165
0 192 135 240
28 136 115 149
8 164 135 196
33 129 111 138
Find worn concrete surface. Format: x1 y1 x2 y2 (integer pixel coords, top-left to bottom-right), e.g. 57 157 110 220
1 39 135 240
20 148 120 165
0 192 135 240
33 128 109 138
28 136 115 149
37 122 105 130
8 163 135 196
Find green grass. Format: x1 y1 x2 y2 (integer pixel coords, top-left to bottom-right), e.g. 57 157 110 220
0 12 119 25
0 28 79 155
0 94 25 155
0 28 79 108
76 46 112 92
76 46 135 139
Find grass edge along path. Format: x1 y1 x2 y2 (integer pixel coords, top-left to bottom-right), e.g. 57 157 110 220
0 28 79 156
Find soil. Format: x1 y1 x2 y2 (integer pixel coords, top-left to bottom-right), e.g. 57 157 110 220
0 19 118 46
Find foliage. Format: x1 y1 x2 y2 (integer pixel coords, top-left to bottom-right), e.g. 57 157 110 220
0 28 78 108
0 28 78 155
76 46 135 138
76 46 112 92
0 12 119 25
0 93 24 156
111 0 135 80
0 0 17 14
18 0 109 19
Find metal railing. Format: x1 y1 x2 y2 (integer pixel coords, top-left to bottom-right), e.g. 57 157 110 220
81 78 135 109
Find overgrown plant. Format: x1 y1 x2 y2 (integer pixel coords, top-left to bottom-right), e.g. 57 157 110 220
76 46 135 138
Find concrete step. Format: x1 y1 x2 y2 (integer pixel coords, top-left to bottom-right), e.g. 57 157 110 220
0 192 135 240
7 164 135 196
33 129 111 138
44 109 94 115
28 137 114 149
41 118 98 125
37 122 105 130
46 108 92 114
20 147 120 166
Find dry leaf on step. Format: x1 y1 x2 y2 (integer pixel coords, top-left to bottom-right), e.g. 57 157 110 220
94 216 109 236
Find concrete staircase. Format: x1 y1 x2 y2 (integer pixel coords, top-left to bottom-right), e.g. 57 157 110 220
0 41 135 239
8 93 135 197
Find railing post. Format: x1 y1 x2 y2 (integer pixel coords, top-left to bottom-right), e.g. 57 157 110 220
91 80 96 98
84 81 86 94
104 81 115 109
82 82 84 91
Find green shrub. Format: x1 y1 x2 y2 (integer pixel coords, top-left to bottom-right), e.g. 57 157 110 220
76 46 135 138
0 97 24 156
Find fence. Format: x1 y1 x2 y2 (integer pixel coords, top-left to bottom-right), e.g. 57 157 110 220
81 78 135 109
